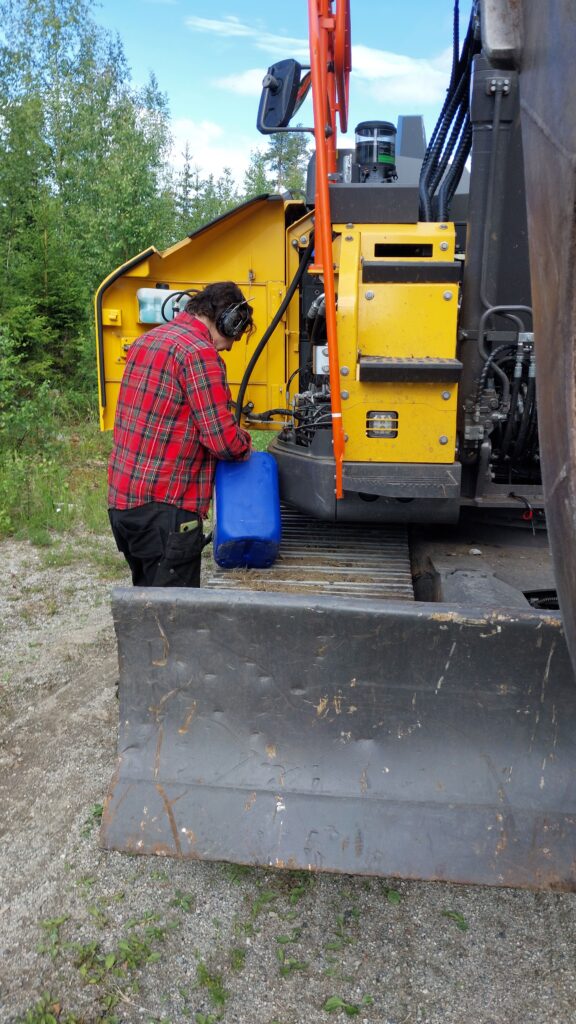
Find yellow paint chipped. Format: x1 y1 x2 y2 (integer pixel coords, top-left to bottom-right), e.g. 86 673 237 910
333 694 343 714
347 705 358 714
315 696 329 717
266 743 277 759
244 791 257 811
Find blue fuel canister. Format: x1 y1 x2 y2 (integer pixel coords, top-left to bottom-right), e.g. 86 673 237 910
213 451 281 569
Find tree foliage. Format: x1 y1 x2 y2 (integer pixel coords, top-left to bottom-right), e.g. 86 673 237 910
0 0 312 437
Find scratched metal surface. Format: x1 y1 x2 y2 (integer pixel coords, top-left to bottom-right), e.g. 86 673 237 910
204 508 414 601
103 588 576 889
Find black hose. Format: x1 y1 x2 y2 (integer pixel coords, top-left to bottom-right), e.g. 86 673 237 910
245 408 301 421
514 375 535 457
427 100 468 200
450 1 460 92
501 345 527 457
235 234 315 423
437 121 473 220
419 5 477 220
161 289 198 322
476 344 514 405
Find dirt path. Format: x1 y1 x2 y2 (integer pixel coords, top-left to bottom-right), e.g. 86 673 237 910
1 536 575 1024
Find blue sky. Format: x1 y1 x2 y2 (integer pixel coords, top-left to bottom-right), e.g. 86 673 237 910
96 0 470 181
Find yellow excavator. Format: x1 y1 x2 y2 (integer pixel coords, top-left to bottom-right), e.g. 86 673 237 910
96 0 576 890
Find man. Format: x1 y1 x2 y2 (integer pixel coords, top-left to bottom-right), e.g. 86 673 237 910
108 280 253 587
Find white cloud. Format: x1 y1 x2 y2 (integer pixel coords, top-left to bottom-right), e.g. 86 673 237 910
185 15 309 58
352 43 452 108
170 117 262 184
213 68 266 97
185 15 254 38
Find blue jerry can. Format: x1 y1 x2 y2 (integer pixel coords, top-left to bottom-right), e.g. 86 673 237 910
213 451 281 569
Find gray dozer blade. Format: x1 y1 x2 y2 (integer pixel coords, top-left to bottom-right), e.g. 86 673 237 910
101 588 576 890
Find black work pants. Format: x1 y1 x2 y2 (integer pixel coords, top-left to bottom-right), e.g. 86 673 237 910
109 502 204 587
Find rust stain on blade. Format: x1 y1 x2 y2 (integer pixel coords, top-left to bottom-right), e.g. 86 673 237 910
178 701 198 735
244 791 257 811
152 615 170 666
154 725 164 778
155 784 182 857
149 689 178 721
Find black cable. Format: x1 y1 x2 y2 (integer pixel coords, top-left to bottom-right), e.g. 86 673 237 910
514 376 535 457
428 106 468 207
476 344 515 405
245 408 301 421
501 346 527 457
419 5 477 220
235 234 315 423
161 288 199 322
450 1 460 92
437 121 473 220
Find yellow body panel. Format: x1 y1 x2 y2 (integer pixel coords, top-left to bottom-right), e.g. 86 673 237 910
95 197 295 431
334 222 459 464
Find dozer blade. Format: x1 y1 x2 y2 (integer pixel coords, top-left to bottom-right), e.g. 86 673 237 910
101 587 576 890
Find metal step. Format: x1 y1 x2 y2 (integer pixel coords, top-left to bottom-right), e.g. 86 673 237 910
204 506 414 601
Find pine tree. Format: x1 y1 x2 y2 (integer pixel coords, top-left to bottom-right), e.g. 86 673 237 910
243 148 274 197
262 130 311 195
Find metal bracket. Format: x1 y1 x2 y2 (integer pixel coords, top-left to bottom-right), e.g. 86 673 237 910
480 0 523 69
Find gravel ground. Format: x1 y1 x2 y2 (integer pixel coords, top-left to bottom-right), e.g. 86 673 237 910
1 534 576 1024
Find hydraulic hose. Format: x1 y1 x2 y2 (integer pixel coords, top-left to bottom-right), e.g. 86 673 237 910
419 4 477 220
514 357 536 457
501 345 526 457
235 234 315 424
437 122 473 220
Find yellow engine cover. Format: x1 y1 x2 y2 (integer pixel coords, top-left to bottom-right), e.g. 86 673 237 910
335 222 460 464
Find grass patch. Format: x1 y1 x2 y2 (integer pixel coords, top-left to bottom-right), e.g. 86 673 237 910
195 961 228 1008
16 992 81 1024
0 413 112 542
85 542 129 580
249 428 273 452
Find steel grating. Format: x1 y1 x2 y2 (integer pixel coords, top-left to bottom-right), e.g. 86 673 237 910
204 506 414 600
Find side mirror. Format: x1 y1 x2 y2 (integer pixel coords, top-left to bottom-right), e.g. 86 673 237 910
257 59 311 134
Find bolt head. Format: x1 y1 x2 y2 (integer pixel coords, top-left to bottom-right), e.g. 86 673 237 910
443 291 453 301
439 435 449 445
341 390 349 399
441 391 451 400
439 241 449 251
340 366 350 376
365 290 375 301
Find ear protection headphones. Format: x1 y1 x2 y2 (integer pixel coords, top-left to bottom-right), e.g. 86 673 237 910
216 299 252 339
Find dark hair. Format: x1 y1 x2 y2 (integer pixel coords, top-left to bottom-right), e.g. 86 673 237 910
185 281 255 337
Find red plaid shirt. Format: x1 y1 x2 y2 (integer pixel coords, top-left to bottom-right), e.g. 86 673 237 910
108 312 251 515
